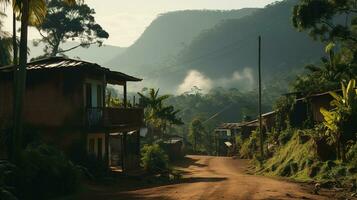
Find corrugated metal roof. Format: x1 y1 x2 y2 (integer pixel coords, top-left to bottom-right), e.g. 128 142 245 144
0 57 100 71
295 89 342 101
217 111 275 129
0 57 142 82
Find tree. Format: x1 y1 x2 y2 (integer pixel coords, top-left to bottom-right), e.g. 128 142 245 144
138 88 183 140
35 0 109 56
320 79 357 161
293 0 357 44
189 118 204 152
292 42 357 95
0 12 12 66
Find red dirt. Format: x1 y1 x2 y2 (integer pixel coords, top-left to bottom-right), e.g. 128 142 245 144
77 155 343 200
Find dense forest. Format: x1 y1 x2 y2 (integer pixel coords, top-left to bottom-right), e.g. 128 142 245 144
105 0 324 93
106 9 258 70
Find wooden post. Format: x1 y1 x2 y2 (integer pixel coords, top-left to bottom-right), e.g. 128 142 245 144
122 132 127 171
12 0 29 163
123 82 127 108
258 36 264 158
105 131 109 168
136 130 140 168
133 95 136 106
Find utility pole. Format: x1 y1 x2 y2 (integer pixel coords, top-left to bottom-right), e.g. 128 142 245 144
258 36 264 158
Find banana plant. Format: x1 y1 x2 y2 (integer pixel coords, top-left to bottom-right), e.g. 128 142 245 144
320 79 357 161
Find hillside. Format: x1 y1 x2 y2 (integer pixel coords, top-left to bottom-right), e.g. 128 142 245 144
163 0 325 93
106 9 258 72
107 0 325 94
29 42 125 66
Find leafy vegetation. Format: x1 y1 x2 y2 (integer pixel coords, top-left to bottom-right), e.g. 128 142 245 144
188 118 204 152
34 0 109 57
138 88 183 142
320 80 357 161
0 12 12 66
0 144 80 200
250 0 357 188
141 144 169 174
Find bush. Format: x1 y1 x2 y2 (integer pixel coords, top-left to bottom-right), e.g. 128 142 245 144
141 144 169 174
16 144 80 200
278 128 294 145
347 143 357 167
240 131 258 159
235 135 243 156
0 160 19 200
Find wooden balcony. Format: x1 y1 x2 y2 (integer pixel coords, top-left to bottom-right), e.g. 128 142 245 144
86 107 144 131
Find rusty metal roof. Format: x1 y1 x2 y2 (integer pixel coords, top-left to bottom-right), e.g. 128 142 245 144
0 57 142 82
295 89 341 101
217 111 276 129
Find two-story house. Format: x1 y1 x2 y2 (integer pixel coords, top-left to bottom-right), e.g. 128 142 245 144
0 57 144 171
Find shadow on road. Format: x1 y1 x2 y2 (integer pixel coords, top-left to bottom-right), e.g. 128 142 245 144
80 176 227 200
125 176 227 191
172 156 207 168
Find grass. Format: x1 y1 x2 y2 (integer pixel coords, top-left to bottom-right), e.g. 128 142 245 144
258 129 357 187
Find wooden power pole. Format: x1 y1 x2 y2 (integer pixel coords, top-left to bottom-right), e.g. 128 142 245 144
258 36 264 158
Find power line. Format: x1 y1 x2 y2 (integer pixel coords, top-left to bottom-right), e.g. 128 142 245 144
202 103 233 124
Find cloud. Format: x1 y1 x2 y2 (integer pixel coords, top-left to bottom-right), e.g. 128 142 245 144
177 70 213 94
176 68 255 94
218 68 255 90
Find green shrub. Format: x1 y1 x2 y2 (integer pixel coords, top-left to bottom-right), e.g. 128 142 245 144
235 135 243 156
347 143 357 166
278 128 294 145
0 160 19 200
240 131 258 159
141 144 169 173
19 144 80 200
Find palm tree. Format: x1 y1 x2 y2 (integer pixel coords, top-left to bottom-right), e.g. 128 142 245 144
0 11 12 66
138 88 183 139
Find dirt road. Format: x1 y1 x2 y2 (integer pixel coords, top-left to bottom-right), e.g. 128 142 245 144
81 155 332 200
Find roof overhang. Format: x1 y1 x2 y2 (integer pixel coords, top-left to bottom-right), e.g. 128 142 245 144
0 57 143 83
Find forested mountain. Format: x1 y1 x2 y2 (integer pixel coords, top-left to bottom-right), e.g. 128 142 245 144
108 0 325 94
106 9 258 72
29 42 125 65
160 0 325 93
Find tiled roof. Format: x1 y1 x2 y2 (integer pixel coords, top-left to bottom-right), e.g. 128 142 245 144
0 57 142 82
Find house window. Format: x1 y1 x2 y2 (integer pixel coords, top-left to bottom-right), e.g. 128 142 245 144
226 130 231 137
97 85 102 108
86 83 92 108
97 138 103 160
88 138 95 154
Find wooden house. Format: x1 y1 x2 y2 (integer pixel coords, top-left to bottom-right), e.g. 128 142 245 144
0 57 144 171
295 91 338 123
215 111 277 156
215 123 239 156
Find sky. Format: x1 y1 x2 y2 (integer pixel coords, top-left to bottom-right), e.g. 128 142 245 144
2 0 280 47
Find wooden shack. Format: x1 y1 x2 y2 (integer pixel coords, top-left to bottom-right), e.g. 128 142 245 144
0 57 144 171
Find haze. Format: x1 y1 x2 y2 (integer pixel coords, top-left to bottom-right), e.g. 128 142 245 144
2 0 280 47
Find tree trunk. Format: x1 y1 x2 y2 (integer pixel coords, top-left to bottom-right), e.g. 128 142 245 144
341 142 346 162
51 40 60 56
12 12 17 65
336 140 341 161
12 0 29 163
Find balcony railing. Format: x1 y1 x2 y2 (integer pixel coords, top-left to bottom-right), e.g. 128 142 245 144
87 108 104 127
86 107 143 128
